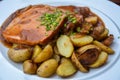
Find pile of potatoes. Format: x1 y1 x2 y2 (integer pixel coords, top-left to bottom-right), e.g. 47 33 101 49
7 33 114 78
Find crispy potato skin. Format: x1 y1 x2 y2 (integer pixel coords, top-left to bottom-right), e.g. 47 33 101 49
76 45 101 65
23 60 37 74
71 52 89 72
102 34 114 46
57 35 74 58
32 45 42 60
70 35 93 47
89 51 108 68
93 40 114 54
56 58 77 77
85 16 98 25
99 28 109 40
33 44 53 63
37 59 58 77
8 48 32 62
76 44 101 55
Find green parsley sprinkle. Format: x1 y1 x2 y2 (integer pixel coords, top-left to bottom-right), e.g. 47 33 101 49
36 9 62 31
65 11 77 24
72 20 77 23
70 30 76 35
64 24 67 27
76 27 81 32
46 25 51 31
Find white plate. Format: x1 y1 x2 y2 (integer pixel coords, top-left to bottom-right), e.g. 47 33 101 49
0 0 120 80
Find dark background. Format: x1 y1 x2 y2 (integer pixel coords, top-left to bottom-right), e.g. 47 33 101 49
111 0 120 5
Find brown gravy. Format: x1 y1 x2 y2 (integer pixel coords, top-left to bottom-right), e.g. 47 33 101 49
0 5 105 48
0 28 12 48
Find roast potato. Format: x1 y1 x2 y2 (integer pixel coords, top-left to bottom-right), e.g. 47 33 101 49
8 48 31 62
71 52 89 72
93 40 114 54
37 59 58 77
99 28 109 40
89 51 108 68
12 44 18 48
57 35 74 58
76 45 101 65
23 60 37 74
85 16 98 24
76 44 101 55
56 58 77 77
70 35 93 47
33 44 53 63
32 45 42 60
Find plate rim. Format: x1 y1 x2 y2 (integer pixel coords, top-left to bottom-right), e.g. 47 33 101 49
0 0 120 79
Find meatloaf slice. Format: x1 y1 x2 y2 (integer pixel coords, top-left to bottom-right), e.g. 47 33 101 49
2 5 66 45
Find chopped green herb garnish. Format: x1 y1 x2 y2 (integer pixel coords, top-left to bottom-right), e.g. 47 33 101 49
65 11 77 24
70 16 77 23
36 9 62 31
46 25 51 31
69 16 76 23
64 24 67 27
72 32 76 35
76 27 81 32
70 30 76 35
65 11 71 15
72 19 77 23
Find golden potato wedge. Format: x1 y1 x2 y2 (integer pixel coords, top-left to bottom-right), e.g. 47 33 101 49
56 58 77 77
85 16 98 24
8 48 31 62
70 35 93 47
57 35 74 58
76 44 101 55
76 45 101 65
89 51 108 68
99 28 109 40
23 60 37 74
33 44 53 63
93 40 114 54
71 52 89 72
37 59 58 77
60 57 74 64
32 45 42 60
12 44 18 48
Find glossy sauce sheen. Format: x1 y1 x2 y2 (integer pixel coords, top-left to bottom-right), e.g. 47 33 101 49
0 5 104 47
1 5 66 46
